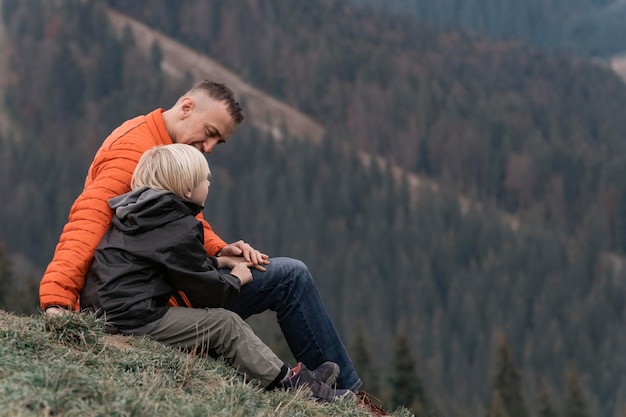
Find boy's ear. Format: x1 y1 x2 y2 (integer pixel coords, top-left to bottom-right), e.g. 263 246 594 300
184 190 192 199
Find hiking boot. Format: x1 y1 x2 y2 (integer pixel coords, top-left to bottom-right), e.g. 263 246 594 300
311 361 339 386
282 362 355 403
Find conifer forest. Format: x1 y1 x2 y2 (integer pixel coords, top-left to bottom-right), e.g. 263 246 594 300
2 1 626 416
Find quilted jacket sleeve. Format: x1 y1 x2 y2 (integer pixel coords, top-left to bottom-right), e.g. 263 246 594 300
39 141 143 310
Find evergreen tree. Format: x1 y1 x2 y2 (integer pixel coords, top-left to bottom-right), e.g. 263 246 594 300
47 44 86 120
0 242 38 315
92 35 124 99
389 329 437 416
562 368 592 417
487 392 511 417
489 334 528 417
0 243 12 308
537 379 558 417
150 40 164 71
349 321 381 396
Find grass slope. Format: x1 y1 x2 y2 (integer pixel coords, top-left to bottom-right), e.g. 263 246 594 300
0 310 408 417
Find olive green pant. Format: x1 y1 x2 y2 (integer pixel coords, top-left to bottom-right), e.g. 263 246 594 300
128 307 284 387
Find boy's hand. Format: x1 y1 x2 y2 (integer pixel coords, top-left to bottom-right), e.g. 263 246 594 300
230 262 253 285
219 240 269 271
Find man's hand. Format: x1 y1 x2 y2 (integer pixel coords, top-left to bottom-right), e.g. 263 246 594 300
45 306 70 316
219 240 269 271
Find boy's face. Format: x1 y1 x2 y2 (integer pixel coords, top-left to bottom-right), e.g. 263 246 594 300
186 178 210 206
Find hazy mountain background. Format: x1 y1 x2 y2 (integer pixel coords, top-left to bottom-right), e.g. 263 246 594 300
2 0 626 416
351 0 626 57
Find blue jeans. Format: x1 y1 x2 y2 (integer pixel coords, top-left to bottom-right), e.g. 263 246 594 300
223 257 362 391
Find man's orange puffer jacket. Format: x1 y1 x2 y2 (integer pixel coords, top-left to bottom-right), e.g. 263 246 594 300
39 109 227 311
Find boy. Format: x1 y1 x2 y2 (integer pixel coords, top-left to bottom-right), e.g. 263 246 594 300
80 143 353 402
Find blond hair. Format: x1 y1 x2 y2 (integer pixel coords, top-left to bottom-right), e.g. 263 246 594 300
131 144 210 199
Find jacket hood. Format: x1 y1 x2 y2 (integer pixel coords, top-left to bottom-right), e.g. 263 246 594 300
109 187 203 234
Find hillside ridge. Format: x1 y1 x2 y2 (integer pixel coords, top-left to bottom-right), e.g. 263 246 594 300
611 54 626 82
106 8 325 144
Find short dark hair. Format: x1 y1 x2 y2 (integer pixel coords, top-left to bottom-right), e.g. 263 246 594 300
190 80 244 125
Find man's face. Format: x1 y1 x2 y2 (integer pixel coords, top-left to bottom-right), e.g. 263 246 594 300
175 96 237 154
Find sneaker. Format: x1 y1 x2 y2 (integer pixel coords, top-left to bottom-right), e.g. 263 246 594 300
312 361 340 386
282 362 355 402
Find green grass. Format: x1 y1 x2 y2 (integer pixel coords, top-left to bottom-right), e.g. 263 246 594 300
0 310 411 417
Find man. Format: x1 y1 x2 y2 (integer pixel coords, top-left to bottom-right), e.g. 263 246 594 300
39 80 362 391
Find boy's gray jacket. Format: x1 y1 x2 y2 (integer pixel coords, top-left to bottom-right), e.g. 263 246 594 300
81 187 241 331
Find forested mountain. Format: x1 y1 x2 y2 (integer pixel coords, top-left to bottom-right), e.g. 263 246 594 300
105 1 626 254
351 0 626 57
2 0 626 416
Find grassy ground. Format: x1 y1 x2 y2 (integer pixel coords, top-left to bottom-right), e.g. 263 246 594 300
0 310 410 417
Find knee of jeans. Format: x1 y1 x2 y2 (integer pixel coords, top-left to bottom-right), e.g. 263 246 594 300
288 258 308 274
283 259 317 293
274 257 306 271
